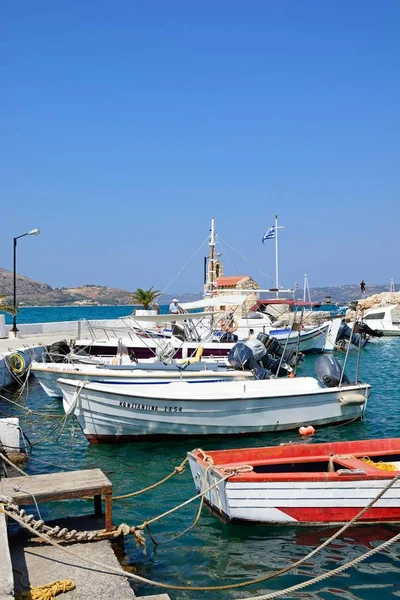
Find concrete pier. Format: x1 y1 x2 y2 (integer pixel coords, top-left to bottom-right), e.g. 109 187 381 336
0 505 13 599
0 317 123 387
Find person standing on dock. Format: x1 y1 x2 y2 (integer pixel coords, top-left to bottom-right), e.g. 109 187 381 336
360 280 366 297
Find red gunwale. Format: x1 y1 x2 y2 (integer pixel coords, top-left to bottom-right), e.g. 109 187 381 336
190 438 400 483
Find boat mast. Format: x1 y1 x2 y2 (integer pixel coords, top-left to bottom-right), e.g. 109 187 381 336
209 217 215 293
303 273 311 303
208 217 216 325
275 214 279 299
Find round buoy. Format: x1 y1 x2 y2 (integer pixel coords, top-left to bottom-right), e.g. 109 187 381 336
8 352 26 375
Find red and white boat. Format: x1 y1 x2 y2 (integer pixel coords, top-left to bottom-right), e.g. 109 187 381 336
188 438 400 525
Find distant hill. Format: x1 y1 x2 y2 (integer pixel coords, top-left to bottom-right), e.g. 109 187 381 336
0 267 396 307
0 268 201 306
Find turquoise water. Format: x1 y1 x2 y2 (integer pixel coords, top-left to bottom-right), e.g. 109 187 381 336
1 308 400 599
1 305 170 325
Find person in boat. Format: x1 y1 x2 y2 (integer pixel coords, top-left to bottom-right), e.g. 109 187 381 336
360 280 366 297
219 312 239 343
169 298 180 314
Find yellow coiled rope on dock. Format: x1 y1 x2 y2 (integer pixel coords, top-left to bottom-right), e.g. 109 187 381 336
360 456 398 471
15 579 75 600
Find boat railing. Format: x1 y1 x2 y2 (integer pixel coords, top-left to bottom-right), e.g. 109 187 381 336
78 319 137 342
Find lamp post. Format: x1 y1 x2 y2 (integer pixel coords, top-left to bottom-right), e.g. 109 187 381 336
11 229 40 336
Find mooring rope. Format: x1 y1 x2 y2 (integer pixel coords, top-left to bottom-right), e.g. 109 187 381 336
112 457 189 500
2 465 400 593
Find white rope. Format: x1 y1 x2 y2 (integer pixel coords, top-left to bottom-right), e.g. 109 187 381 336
250 532 400 599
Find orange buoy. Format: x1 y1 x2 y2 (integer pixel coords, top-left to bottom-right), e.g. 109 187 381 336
299 425 315 436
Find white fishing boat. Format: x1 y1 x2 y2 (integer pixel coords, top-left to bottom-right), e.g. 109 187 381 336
31 356 253 398
72 300 334 360
58 356 370 443
363 305 400 336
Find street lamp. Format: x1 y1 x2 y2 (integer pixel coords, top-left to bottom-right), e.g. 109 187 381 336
11 229 40 336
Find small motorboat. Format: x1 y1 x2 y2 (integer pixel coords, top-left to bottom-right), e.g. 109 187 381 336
31 357 254 398
58 356 370 443
363 305 400 336
188 438 400 525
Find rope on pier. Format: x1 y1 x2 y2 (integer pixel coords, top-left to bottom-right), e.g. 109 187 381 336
15 576 75 600
2 466 400 593
2 451 400 593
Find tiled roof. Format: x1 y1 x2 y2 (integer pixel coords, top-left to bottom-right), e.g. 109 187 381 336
216 276 250 287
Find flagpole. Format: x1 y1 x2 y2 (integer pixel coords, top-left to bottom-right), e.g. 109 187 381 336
275 213 279 298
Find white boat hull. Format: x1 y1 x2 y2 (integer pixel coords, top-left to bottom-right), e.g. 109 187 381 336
32 362 251 398
58 377 370 443
74 322 331 361
187 465 400 524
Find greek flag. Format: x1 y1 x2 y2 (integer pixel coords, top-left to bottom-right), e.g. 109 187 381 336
262 226 275 244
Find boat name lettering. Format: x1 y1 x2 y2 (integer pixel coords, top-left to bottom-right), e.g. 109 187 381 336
164 406 183 412
119 401 159 411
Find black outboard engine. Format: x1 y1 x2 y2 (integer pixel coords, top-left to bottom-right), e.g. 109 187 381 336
256 332 302 368
43 340 72 363
228 342 271 379
315 355 352 387
336 322 367 348
355 322 383 338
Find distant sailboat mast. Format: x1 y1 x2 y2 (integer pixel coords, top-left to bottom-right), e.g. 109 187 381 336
303 273 312 303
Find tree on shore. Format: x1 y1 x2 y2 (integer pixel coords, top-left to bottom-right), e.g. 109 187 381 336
131 287 161 311
0 295 16 315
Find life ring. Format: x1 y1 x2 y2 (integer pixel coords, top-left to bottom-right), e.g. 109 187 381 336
8 352 26 375
219 319 238 334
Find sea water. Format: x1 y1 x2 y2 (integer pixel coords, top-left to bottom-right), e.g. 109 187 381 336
1 306 400 599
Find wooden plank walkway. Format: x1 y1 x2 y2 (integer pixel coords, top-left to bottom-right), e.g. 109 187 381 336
0 468 113 531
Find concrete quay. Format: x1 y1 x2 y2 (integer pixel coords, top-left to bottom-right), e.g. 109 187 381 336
1 474 171 600
0 317 115 387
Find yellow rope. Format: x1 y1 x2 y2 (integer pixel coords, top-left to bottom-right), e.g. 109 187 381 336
360 456 399 471
15 579 75 600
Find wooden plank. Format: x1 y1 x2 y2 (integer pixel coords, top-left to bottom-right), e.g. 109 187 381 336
0 469 112 504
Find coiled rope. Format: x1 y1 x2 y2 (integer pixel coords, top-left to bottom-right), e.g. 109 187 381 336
14 576 75 600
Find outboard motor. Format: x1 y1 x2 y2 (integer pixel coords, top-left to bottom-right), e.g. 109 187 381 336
43 340 72 363
244 338 267 361
315 355 351 387
336 322 367 349
228 342 257 370
256 332 302 368
228 342 270 379
355 322 383 338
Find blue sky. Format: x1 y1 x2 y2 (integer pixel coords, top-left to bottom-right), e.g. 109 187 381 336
1 1 399 294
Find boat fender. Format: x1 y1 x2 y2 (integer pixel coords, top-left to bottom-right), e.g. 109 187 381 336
299 425 315 436
339 393 366 405
8 352 26 375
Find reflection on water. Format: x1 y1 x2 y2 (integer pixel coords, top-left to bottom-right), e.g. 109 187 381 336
1 338 400 599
